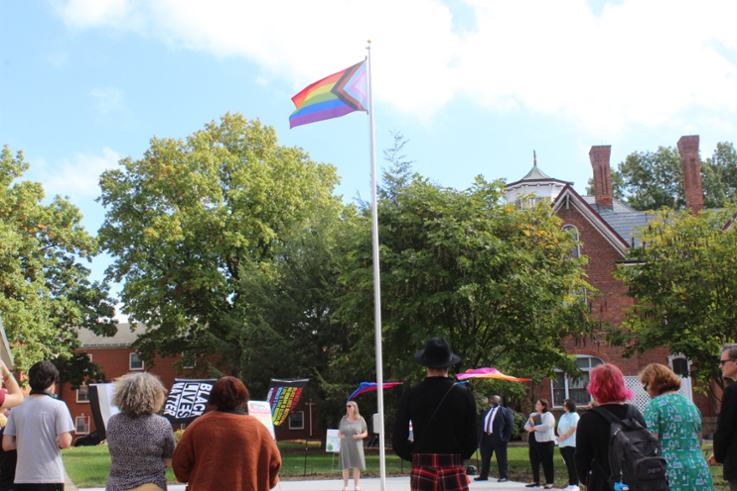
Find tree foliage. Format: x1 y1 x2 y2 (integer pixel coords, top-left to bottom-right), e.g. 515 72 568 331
611 206 737 396
336 172 597 386
587 142 737 211
97 114 353 393
0 145 116 379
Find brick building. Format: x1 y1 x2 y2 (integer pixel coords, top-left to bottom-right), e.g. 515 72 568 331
505 135 716 431
60 323 316 441
59 323 200 437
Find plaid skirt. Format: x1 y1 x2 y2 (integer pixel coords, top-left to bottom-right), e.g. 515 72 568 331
410 453 469 491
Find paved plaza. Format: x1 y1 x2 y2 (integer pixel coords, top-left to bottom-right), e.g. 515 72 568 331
78 476 540 491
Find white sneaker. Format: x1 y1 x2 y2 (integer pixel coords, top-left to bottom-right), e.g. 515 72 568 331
569 486 580 491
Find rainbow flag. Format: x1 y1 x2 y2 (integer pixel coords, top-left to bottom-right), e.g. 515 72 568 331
290 61 368 128
347 381 402 402
456 367 531 382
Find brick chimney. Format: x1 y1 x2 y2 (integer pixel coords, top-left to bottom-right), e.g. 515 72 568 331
589 145 613 208
677 135 704 215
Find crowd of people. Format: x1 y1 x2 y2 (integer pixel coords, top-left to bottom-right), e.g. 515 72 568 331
1 339 737 491
391 338 737 491
0 362 282 491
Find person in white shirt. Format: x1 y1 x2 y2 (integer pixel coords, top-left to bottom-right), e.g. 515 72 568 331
524 398 556 489
2 361 75 491
557 399 580 491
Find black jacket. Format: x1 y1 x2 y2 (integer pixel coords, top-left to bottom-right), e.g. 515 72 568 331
574 403 645 491
392 376 477 462
715 381 737 480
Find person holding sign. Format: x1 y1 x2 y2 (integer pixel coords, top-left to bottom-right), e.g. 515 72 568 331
339 401 368 491
106 372 175 491
172 376 281 491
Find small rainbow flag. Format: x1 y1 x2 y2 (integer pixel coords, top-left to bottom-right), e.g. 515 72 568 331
456 367 531 382
347 381 402 402
290 61 368 128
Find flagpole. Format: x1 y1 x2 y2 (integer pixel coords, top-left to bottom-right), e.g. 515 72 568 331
366 40 387 491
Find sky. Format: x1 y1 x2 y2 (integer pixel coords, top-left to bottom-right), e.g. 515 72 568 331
2 0 737 309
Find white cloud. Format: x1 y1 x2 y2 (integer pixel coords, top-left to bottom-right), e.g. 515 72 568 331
55 0 141 30
55 0 737 136
42 148 121 199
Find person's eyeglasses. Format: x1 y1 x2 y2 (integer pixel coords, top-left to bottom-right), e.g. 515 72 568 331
346 405 353 408
720 359 733 366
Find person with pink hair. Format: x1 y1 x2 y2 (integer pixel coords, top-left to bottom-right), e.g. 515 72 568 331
573 363 646 491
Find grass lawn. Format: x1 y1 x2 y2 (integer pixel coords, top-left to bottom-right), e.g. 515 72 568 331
63 443 732 489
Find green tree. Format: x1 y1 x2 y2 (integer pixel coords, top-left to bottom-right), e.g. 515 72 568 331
702 142 737 208
336 174 596 385
97 113 348 389
0 145 116 379
611 206 737 400
587 142 737 211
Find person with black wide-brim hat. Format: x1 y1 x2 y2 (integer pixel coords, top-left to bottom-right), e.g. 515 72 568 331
392 337 477 491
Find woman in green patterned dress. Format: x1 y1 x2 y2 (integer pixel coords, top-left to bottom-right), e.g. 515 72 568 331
639 363 714 491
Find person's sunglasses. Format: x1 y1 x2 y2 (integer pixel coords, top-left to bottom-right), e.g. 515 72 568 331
720 359 733 366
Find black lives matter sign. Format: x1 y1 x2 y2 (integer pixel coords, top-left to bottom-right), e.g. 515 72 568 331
163 379 217 424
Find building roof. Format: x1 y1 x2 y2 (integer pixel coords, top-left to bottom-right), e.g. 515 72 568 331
506 164 572 189
76 323 146 348
521 164 552 180
582 196 652 247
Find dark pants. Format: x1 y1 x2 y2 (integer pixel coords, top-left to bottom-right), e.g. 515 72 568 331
479 433 508 479
559 446 578 486
529 438 555 485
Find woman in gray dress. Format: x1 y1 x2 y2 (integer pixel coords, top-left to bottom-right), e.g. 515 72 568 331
339 401 368 491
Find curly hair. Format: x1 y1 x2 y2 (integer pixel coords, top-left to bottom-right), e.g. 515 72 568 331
112 372 168 418
587 363 633 403
208 376 250 409
639 363 681 397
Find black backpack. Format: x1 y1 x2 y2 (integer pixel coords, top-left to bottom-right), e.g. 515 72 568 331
591 405 668 491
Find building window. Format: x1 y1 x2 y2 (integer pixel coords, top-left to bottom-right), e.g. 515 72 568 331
130 352 144 370
76 385 90 403
552 355 604 407
671 356 689 376
288 411 304 430
75 415 90 435
562 225 580 258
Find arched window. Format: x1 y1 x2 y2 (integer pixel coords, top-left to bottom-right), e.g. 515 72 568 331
552 355 604 407
562 225 580 258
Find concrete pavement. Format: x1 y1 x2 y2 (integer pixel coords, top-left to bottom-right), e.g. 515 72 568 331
79 476 545 491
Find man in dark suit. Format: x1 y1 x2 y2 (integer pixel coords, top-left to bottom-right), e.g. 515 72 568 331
474 395 514 482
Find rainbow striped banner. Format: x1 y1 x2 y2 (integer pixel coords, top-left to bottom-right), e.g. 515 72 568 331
456 367 531 382
347 381 403 403
289 60 367 128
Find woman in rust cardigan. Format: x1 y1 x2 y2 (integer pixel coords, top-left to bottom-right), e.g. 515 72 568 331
172 377 281 491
